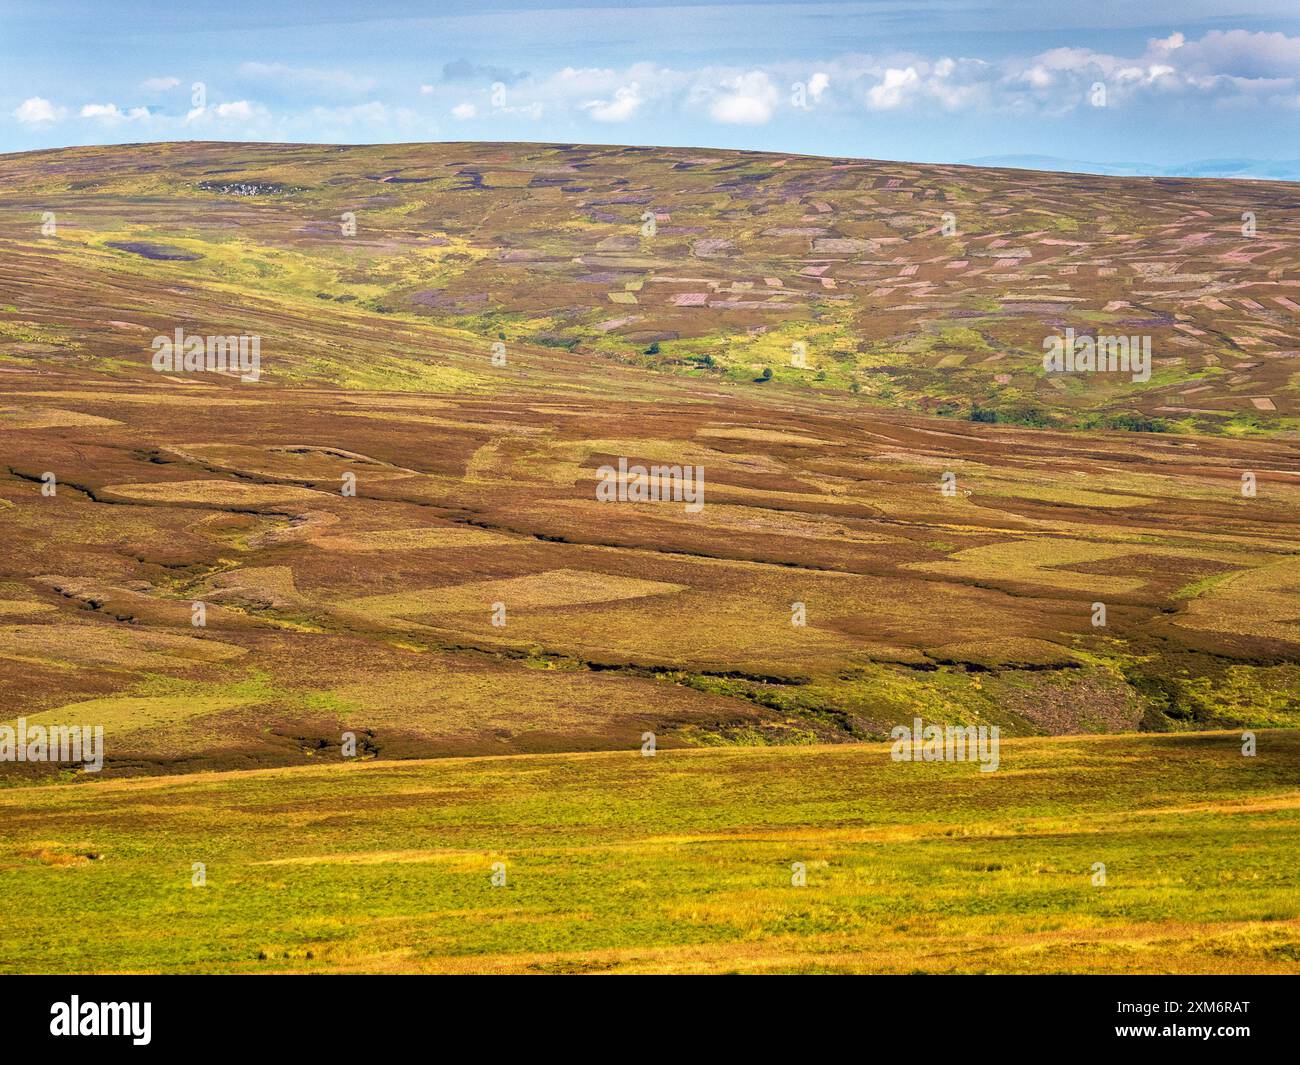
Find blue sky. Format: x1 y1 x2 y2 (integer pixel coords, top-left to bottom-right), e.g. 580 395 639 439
3 1 1299 172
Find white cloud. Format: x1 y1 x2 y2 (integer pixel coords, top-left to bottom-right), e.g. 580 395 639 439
214 101 254 119
80 103 150 122
13 96 65 124
1169 29 1300 79
183 100 269 127
821 29 1300 115
1020 65 1053 89
709 71 778 124
582 83 642 122
423 35 1300 125
11 29 1297 144
866 67 921 110
1034 47 1102 74
554 67 620 94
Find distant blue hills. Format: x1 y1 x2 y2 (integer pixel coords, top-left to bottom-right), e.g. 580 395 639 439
959 155 1300 182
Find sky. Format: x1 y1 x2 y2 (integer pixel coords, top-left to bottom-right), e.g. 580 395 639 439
3 1 1299 174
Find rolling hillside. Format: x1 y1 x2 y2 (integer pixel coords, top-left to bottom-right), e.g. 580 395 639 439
0 142 1297 974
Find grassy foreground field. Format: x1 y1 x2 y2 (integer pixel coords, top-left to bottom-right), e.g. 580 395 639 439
2 730 1297 974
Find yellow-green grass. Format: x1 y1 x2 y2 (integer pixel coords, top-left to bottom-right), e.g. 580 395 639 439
308 527 516 552
1173 558 1300 644
12 690 264 736
99 480 331 507
0 731 1296 974
347 569 687 617
0 623 246 671
905 537 1260 596
0 406 121 429
0 600 56 618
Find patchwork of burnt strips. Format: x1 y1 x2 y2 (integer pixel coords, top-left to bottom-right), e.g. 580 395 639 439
3 142 1297 430
0 138 1297 765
